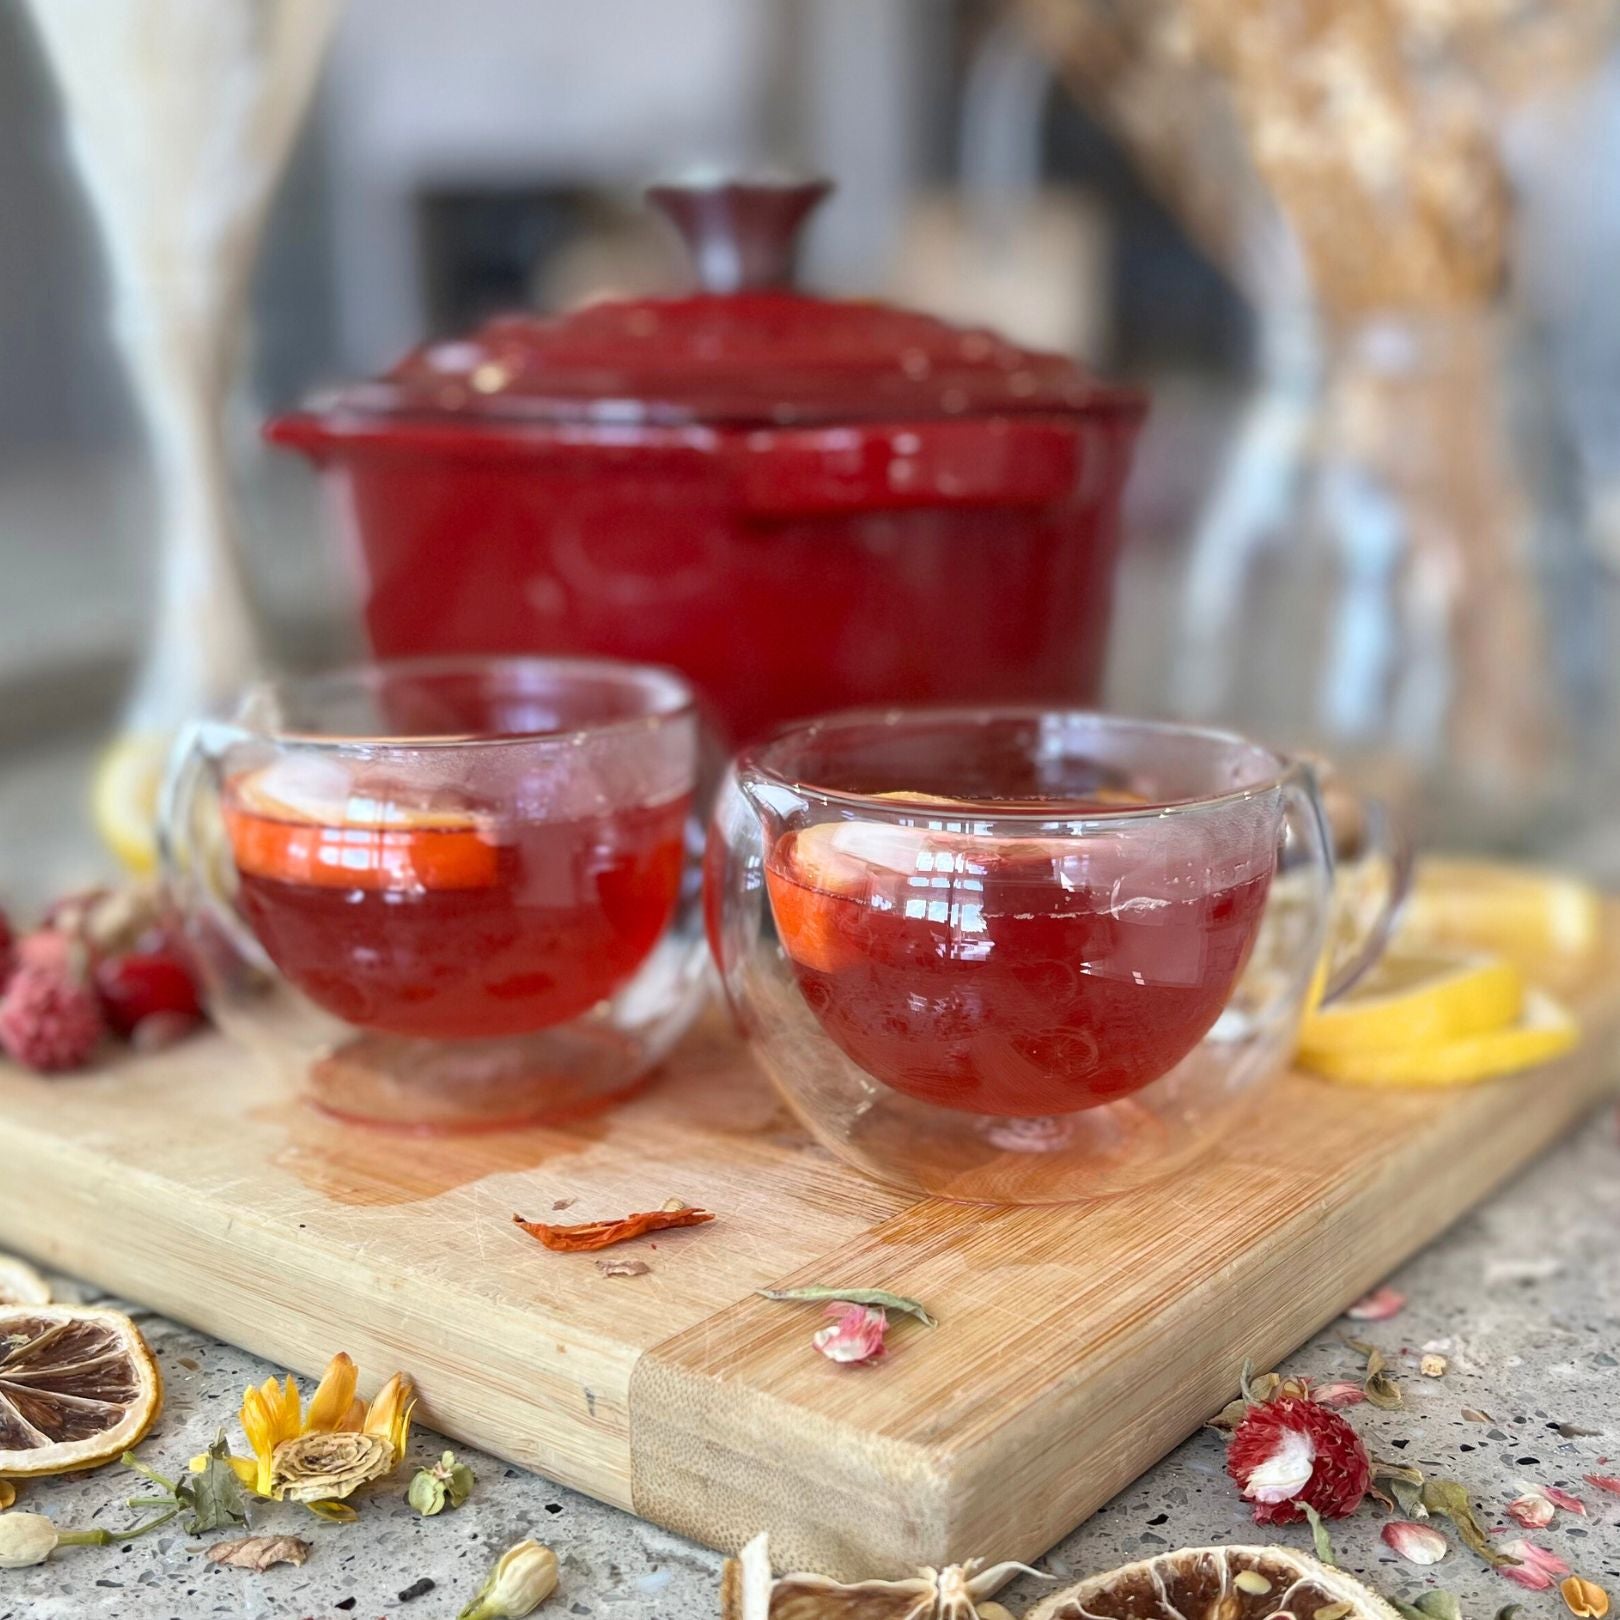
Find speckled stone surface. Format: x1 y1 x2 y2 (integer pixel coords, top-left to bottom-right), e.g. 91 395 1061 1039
2 1108 1615 1620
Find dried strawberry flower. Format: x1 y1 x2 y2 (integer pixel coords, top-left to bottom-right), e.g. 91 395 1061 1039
1226 1394 1371 1524
812 1303 888 1365
1499 1540 1572 1591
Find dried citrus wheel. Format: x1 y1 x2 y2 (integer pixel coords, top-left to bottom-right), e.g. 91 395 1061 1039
0 1257 50 1307
1401 857 1601 970
1302 989 1578 1088
224 760 498 892
1027 1545 1402 1620
1298 948 1523 1057
0 1304 162 1476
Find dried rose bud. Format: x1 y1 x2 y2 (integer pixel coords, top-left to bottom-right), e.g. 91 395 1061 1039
0 1513 61 1568
1508 1492 1557 1529
1382 1521 1449 1565
458 1539 558 1620
1346 1286 1405 1321
812 1303 888 1365
270 1431 394 1502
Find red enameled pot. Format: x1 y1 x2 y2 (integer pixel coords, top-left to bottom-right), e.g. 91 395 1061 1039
266 177 1148 742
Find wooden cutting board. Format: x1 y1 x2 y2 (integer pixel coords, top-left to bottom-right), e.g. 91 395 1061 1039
1 920 1617 1580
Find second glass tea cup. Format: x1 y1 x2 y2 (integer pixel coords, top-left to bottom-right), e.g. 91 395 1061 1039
707 707 1405 1203
163 656 708 1130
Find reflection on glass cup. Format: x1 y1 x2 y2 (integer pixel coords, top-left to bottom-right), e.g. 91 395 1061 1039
707 709 1403 1203
164 657 708 1130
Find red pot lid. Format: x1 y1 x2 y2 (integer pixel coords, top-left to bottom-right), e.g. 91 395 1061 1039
318 178 1142 431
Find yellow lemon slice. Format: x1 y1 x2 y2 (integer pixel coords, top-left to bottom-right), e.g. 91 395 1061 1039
0 1303 162 1475
91 731 170 876
1401 857 1601 970
1301 990 1577 1087
1299 948 1524 1057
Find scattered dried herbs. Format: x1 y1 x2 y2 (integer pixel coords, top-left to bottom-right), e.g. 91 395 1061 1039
1422 1479 1518 1568
1301 1502 1336 1566
1342 1334 1404 1409
206 1535 310 1571
755 1286 937 1328
122 1433 249 1536
512 1204 714 1252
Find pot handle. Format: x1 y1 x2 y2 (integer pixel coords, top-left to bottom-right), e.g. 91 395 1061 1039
647 174 831 294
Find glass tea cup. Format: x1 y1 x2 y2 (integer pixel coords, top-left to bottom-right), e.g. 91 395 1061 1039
706 708 1406 1203
163 656 708 1130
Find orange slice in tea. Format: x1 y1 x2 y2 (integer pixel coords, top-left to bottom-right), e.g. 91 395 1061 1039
225 759 499 891
0 1304 163 1476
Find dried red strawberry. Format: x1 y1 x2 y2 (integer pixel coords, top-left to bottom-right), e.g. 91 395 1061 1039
1226 1394 1371 1524
0 963 105 1072
95 950 202 1038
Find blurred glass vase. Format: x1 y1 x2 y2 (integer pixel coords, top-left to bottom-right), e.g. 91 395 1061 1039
1175 305 1595 849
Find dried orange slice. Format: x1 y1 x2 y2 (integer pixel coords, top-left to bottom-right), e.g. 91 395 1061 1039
1028 1545 1402 1620
0 1304 162 1476
224 761 498 892
0 1257 50 1307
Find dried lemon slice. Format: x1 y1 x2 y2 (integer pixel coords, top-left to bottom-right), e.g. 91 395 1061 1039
0 1304 162 1476
1299 948 1523 1057
1028 1545 1402 1620
0 1257 50 1307
1301 989 1577 1088
1401 857 1601 969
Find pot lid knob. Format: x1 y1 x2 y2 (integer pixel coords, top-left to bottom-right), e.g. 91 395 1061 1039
646 174 832 294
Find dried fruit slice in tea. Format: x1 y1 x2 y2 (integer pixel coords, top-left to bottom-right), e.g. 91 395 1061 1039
224 758 498 893
1027 1546 1403 1620
0 1304 162 1476
0 1257 50 1307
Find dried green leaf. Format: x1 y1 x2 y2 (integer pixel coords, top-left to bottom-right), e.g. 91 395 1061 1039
1421 1480 1517 1568
1373 1458 1427 1487
188 1432 250 1535
1495 1606 1523 1620
1393 1601 1431 1620
1240 1360 1282 1405
1302 1502 1336 1566
408 1471 447 1517
1316 1605 1354 1620
1389 1477 1428 1520
1342 1334 1404 1409
755 1287 936 1327
1208 1396 1253 1432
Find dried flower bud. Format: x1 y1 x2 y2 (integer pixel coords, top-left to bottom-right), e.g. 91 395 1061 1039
270 1431 394 1502
459 1539 559 1620
1382 1521 1449 1564
1420 1354 1448 1378
1508 1492 1556 1529
0 1513 61 1568
409 1451 475 1516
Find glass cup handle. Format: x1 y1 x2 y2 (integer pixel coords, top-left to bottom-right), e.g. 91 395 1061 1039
158 721 276 977
1309 765 1414 1006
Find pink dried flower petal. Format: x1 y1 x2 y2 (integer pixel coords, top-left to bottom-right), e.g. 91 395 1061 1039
1499 1540 1572 1591
1347 1286 1406 1321
1542 1486 1587 1515
1312 1381 1368 1407
1508 1493 1556 1529
1584 1475 1620 1496
1383 1521 1449 1565
811 1303 887 1365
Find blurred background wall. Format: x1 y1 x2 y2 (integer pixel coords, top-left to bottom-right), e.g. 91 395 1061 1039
2 0 1618 861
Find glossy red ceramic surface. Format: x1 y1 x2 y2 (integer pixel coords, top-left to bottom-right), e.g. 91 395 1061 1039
267 180 1147 740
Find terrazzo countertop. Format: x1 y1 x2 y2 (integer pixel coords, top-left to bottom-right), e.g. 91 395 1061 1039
4 1108 1616 1620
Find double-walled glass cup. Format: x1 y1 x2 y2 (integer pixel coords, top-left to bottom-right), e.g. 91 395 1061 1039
707 709 1404 1202
164 656 708 1130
